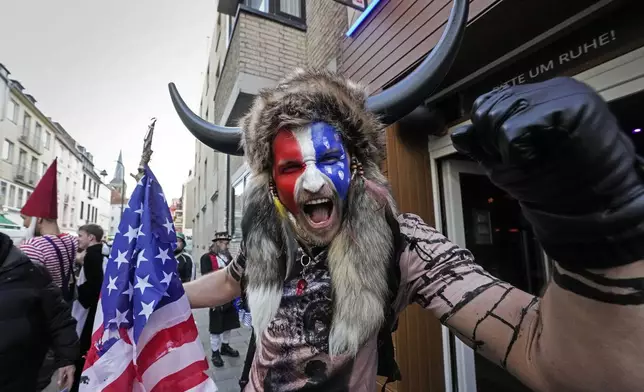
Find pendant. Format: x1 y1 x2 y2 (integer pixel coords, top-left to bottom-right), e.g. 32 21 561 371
296 279 307 296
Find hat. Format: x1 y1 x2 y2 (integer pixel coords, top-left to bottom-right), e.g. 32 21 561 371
176 232 186 242
213 231 231 242
21 158 58 219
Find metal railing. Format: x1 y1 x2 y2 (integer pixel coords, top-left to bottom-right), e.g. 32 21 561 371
14 166 40 187
18 129 44 154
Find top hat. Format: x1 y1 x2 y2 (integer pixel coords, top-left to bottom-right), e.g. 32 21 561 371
213 231 231 242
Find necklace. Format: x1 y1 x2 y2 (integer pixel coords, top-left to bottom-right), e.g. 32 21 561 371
296 250 324 296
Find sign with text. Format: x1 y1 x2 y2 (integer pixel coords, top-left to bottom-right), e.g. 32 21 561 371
333 0 367 12
461 3 644 112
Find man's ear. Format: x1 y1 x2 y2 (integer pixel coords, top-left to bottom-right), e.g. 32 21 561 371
37 218 44 224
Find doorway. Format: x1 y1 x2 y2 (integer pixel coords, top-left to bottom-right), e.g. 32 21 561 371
440 158 549 392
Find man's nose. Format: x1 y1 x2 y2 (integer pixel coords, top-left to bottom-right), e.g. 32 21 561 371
301 164 325 194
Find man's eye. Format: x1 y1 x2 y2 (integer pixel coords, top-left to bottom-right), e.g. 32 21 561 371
320 156 339 164
281 165 302 174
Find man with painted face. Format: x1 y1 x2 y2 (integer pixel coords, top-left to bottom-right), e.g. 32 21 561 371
174 2 644 390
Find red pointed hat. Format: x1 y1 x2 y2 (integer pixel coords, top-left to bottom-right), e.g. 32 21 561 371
21 158 58 219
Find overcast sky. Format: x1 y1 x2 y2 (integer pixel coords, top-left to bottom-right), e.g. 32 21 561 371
0 0 215 200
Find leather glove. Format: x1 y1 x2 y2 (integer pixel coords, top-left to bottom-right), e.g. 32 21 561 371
451 77 644 270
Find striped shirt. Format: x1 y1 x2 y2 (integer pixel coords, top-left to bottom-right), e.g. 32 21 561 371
20 234 78 288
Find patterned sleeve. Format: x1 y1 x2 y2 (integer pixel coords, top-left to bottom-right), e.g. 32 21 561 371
19 239 44 264
397 213 543 390
227 242 246 283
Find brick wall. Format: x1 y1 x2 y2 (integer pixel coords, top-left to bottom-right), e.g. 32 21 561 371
213 10 307 124
306 0 348 70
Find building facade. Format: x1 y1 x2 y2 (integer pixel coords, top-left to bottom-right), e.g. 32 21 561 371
342 1 644 391
0 62 113 236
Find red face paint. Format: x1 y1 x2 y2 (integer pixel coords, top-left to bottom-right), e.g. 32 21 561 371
272 129 304 213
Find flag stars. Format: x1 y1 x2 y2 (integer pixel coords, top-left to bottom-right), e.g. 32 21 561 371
134 275 153 295
136 250 148 268
113 250 129 269
106 275 118 295
122 281 134 301
137 176 146 187
160 270 173 286
108 309 129 327
137 224 146 238
162 218 174 234
124 225 138 243
139 300 155 321
155 247 171 265
134 203 144 215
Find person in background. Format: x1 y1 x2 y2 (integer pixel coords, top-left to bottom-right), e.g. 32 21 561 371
175 232 194 283
199 232 240 367
71 224 105 392
0 231 78 392
19 159 79 391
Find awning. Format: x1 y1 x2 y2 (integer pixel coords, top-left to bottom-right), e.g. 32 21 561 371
0 214 20 229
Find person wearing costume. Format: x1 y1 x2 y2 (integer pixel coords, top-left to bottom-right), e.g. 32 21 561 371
199 231 241 367
175 232 194 283
18 158 79 391
172 1 644 390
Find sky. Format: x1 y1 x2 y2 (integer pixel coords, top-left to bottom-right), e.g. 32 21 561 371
0 0 216 200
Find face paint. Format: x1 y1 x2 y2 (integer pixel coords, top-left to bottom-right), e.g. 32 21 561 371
272 122 351 214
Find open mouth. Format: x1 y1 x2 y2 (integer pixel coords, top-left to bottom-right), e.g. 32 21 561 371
302 198 335 228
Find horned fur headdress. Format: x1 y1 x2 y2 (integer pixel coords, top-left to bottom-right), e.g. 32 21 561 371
167 0 469 356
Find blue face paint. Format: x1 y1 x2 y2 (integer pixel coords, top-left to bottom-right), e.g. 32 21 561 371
310 122 351 200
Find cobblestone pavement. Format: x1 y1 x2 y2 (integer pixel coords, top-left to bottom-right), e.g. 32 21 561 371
194 307 252 392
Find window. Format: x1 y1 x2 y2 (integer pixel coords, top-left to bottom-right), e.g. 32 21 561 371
231 178 246 238
34 123 42 147
244 0 305 22
45 131 51 149
0 182 7 206
42 163 47 176
278 0 303 18
8 185 15 207
17 189 24 208
30 157 38 178
86 203 90 221
3 140 14 162
7 99 19 123
26 191 31 200
83 174 86 190
80 201 84 219
18 149 26 168
22 113 31 136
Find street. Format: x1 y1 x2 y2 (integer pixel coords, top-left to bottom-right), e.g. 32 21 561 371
193 307 252 392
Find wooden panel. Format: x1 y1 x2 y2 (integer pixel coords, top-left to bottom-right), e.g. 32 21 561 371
375 123 445 392
341 0 495 93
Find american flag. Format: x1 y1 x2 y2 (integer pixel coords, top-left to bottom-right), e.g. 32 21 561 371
81 167 216 391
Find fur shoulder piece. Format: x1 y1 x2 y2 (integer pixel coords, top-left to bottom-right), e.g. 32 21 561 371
238 69 386 174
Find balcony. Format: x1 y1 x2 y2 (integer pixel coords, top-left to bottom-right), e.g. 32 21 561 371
208 2 307 128
18 129 44 154
87 191 95 200
14 166 40 187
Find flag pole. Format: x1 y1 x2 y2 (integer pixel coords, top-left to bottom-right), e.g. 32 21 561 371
131 117 157 182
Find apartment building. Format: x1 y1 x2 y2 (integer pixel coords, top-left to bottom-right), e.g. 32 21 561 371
0 62 112 235
185 0 347 255
77 144 111 232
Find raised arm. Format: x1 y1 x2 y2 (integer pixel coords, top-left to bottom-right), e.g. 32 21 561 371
405 78 644 391
186 251 244 308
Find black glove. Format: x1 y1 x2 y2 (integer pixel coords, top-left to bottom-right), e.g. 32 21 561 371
451 77 644 270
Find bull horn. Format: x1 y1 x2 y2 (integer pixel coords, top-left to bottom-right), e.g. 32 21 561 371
168 83 244 156
366 0 468 125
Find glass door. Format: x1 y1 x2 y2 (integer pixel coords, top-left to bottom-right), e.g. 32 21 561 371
441 158 549 392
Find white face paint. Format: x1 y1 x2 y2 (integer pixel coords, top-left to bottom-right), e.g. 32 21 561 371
292 128 326 194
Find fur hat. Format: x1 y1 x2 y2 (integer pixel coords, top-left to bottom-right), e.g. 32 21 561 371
212 231 231 242
239 70 398 357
